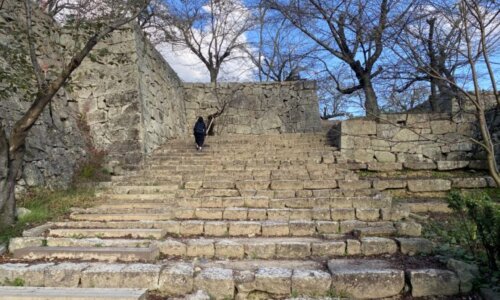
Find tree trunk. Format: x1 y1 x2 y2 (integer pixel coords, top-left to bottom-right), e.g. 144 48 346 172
361 76 380 117
0 126 17 228
209 68 219 83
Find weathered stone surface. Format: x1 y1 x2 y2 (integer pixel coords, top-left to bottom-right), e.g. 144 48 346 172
407 179 451 192
8 237 44 252
291 269 331 297
437 161 469 170
395 238 433 256
328 259 405 299
447 259 479 293
276 242 310 259
159 263 194 295
408 269 460 297
186 240 215 258
346 239 361 255
452 177 488 188
373 179 406 191
215 240 244 259
194 268 234 300
0 287 148 300
244 242 276 259
360 237 397 255
395 221 422 237
44 263 89 287
367 162 403 171
311 242 345 257
155 240 187 257
355 209 380 221
0 263 54 286
342 119 376 135
403 161 437 170
254 267 292 295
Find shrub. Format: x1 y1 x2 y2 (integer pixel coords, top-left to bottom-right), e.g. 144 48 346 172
447 191 500 271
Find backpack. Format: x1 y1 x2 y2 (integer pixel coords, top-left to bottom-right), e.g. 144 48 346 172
194 121 205 134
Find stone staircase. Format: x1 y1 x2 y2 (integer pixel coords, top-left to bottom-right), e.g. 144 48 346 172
1 134 468 299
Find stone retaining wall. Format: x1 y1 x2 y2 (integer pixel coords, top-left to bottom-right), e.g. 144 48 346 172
0 0 86 189
183 81 322 135
72 25 188 172
337 112 490 170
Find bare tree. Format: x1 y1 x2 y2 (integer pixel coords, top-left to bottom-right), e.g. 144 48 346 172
267 0 413 116
150 0 255 83
247 0 316 82
0 0 149 228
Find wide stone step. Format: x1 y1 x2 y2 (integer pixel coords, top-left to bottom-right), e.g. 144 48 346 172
30 219 420 238
72 206 401 223
12 246 159 262
106 185 180 194
48 228 165 239
0 287 147 300
0 259 462 299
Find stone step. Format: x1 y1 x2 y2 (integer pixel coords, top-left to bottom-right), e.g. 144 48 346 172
14 236 430 259
72 206 401 223
50 219 420 238
48 228 165 239
106 185 180 194
99 193 385 207
0 259 462 299
404 199 453 214
0 287 147 300
12 246 160 262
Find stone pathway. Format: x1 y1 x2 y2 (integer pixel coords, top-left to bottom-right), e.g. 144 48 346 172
0 134 471 299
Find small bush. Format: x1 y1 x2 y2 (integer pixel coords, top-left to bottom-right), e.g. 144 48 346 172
447 191 500 271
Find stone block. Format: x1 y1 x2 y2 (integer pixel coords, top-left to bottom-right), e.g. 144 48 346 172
159 263 194 295
407 179 451 192
342 119 376 135
81 264 125 288
276 242 310 259
244 242 276 259
311 241 345 257
180 221 204 236
316 221 339 234
271 180 303 190
155 240 186 257
204 222 228 236
247 209 267 220
303 180 337 189
0 263 53 287
289 221 316 236
262 222 289 236
452 177 488 188
215 240 244 259
8 237 44 252
396 238 433 256
367 162 403 171
292 269 332 297
373 179 406 191
431 120 457 134
408 269 460 297
254 267 292 296
330 208 355 221
195 209 223 220
328 259 405 299
223 208 248 220
374 151 396 162
311 208 331 220
395 221 422 236
121 264 162 289
346 239 361 255
228 221 261 236
403 161 437 170
267 209 290 221
186 240 214 258
338 180 372 190
360 237 397 255
447 259 479 293
437 161 469 170
194 268 234 300
356 209 380 221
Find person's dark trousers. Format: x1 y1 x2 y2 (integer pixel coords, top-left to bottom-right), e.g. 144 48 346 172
194 133 205 147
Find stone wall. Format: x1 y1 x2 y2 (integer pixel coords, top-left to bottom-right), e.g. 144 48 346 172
337 112 490 171
135 29 187 154
72 25 187 172
0 0 86 189
183 81 322 135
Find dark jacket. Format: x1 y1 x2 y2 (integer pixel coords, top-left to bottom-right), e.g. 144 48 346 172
193 120 206 135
